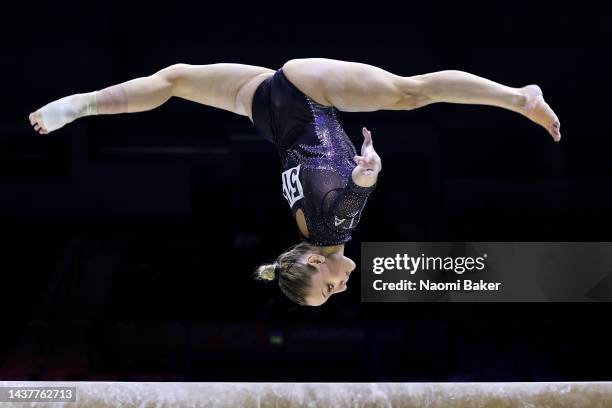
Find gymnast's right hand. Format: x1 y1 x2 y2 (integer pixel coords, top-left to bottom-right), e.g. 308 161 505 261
353 126 382 177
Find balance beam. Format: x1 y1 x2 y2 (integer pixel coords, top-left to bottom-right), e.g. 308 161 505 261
1 381 611 407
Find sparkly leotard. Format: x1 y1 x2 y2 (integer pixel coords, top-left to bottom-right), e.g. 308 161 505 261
251 68 377 246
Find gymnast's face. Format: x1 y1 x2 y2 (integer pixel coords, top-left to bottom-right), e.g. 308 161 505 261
304 252 356 306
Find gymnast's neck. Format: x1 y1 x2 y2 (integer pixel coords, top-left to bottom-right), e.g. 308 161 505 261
317 244 345 256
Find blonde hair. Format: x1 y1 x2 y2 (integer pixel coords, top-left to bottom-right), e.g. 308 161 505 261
253 241 321 306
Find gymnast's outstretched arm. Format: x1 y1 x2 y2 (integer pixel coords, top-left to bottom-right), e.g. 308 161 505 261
28 63 274 134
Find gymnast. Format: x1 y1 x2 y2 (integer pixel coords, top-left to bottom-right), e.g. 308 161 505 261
28 57 561 306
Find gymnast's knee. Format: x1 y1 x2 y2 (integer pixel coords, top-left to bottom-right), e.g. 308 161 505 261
156 63 191 96
392 77 432 110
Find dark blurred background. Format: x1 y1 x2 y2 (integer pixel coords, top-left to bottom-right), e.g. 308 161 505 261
1 1 611 381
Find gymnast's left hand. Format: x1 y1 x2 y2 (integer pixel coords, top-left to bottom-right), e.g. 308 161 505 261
353 127 382 176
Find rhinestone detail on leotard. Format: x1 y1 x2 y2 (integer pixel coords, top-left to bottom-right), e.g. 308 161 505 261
284 97 356 179
282 96 375 246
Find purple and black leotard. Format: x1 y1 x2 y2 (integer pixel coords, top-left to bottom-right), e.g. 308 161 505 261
251 68 377 246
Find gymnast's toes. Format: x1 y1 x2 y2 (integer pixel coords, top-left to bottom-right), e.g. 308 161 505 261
29 110 48 134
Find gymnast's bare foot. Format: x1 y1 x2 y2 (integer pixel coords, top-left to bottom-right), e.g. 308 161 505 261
520 84 561 142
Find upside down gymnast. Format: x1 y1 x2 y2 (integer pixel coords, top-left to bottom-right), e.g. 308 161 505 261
28 57 561 306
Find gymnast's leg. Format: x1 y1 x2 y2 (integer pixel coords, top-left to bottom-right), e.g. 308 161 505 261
404 70 561 141
282 58 561 141
29 63 275 134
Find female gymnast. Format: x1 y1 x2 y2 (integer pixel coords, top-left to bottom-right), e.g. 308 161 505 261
28 58 561 306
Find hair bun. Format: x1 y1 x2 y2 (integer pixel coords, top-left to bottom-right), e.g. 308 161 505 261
254 263 276 282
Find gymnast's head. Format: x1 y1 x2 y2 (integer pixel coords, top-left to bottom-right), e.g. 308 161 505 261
253 242 356 306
